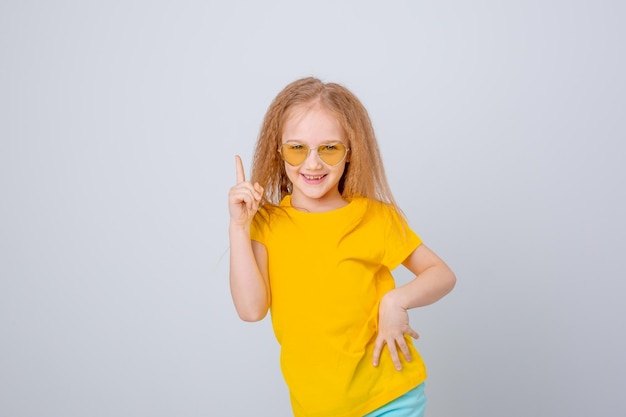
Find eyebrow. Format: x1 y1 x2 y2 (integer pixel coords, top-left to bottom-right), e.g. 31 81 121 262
282 140 346 144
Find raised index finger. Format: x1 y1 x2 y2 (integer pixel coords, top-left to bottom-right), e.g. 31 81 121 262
235 155 246 184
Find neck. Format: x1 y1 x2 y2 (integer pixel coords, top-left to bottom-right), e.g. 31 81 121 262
290 192 348 213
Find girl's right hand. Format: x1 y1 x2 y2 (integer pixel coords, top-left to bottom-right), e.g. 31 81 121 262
228 155 264 228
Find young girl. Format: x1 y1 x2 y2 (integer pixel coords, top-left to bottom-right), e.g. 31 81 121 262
228 77 456 417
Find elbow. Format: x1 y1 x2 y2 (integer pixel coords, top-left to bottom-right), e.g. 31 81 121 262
236 306 268 322
230 285 270 322
446 268 457 293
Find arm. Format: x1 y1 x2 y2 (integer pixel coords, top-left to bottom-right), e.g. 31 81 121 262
228 156 270 322
391 244 456 309
229 229 270 322
373 244 456 369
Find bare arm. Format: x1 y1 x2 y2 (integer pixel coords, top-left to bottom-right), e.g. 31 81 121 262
228 156 270 322
392 244 456 309
373 244 456 369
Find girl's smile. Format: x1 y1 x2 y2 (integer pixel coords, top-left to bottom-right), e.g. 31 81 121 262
301 173 327 183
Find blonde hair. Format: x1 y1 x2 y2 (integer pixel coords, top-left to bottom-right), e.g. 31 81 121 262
251 77 399 211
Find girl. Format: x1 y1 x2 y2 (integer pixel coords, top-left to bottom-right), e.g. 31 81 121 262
228 77 455 417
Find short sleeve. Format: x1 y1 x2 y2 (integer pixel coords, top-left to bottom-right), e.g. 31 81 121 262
381 207 422 270
249 210 268 245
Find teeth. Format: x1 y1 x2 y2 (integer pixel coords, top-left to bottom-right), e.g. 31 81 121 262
304 175 324 180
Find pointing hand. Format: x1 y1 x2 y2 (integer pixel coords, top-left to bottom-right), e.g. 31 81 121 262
228 155 264 227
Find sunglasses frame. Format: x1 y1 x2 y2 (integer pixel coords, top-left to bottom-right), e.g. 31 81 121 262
278 143 350 167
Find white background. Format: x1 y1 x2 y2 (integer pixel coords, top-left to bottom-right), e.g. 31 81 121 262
1 1 624 416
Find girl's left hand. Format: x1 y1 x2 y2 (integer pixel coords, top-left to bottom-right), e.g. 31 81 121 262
372 290 419 371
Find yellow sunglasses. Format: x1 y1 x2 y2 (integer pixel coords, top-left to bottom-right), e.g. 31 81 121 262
278 143 350 166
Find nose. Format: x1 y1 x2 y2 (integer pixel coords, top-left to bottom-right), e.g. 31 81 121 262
303 146 323 169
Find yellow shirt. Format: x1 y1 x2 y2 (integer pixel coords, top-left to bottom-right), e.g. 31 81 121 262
250 196 427 417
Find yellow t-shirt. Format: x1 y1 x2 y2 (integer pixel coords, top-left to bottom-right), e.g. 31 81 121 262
250 196 427 417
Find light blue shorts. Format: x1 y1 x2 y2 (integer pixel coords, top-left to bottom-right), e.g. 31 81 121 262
362 383 427 417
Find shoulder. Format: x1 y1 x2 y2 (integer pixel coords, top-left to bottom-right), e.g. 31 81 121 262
339 198 407 235
352 197 401 219
252 204 289 226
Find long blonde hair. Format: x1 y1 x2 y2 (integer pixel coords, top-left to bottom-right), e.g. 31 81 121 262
251 77 399 211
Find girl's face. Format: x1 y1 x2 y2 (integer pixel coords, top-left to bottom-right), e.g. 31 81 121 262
281 103 349 212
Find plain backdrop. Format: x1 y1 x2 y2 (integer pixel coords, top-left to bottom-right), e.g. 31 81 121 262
1 1 625 416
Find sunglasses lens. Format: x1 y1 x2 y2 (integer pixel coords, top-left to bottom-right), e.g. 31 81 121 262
280 143 348 166
280 144 309 166
318 143 347 166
